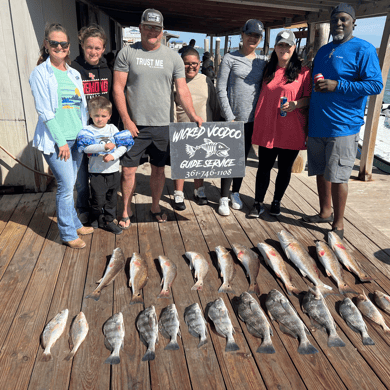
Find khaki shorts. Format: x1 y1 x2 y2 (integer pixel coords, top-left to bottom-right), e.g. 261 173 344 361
307 133 359 183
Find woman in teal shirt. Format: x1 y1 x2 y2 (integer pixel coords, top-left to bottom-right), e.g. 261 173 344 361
29 23 91 248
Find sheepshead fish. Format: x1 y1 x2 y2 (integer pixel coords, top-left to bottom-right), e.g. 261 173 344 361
65 312 89 361
316 241 357 295
137 306 159 361
265 289 318 355
42 309 69 361
159 304 181 350
208 297 239 352
158 256 177 298
185 251 209 291
215 246 235 294
186 138 230 158
231 243 260 295
129 252 148 304
339 297 375 345
328 231 373 282
86 247 125 301
184 303 208 348
374 290 390 314
302 287 345 347
103 312 125 365
257 242 300 296
237 292 275 354
277 230 333 294
356 291 390 334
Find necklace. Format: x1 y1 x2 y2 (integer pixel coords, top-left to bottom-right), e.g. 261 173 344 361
328 37 352 58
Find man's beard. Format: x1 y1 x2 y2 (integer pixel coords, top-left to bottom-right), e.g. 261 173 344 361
333 33 344 41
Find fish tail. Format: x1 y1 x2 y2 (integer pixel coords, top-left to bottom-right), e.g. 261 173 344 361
225 336 239 352
104 353 120 365
328 332 346 348
186 144 196 158
142 348 156 361
165 339 180 351
218 282 235 294
198 336 208 348
64 350 75 361
130 293 144 305
286 284 301 296
42 350 52 362
157 289 171 299
256 339 276 354
317 284 335 296
362 332 375 346
85 290 101 301
359 274 374 282
297 339 318 355
191 280 203 291
383 324 390 334
248 282 260 295
339 283 359 295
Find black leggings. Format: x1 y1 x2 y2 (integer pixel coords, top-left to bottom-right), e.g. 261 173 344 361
255 146 299 203
220 121 254 197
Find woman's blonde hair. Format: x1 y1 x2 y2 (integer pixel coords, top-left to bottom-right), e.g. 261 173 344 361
37 23 70 66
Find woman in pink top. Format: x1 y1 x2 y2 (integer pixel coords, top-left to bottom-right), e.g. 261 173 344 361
249 30 311 217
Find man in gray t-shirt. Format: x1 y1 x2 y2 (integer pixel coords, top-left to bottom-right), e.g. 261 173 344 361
113 9 202 226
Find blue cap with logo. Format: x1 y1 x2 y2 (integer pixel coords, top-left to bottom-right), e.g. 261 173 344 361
242 19 264 36
331 3 356 19
275 30 296 46
141 9 164 27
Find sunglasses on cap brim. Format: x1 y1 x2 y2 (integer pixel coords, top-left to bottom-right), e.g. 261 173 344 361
46 39 70 49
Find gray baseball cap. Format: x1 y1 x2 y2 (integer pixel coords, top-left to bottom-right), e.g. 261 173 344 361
140 9 164 27
275 30 296 46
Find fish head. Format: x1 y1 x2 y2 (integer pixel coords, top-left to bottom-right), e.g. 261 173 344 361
277 230 295 247
215 246 228 257
374 290 384 299
355 293 367 304
342 297 353 307
215 142 230 157
111 312 124 324
213 297 226 310
309 286 323 300
328 231 344 248
240 291 252 304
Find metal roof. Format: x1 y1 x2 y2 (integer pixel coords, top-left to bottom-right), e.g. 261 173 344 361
90 0 389 36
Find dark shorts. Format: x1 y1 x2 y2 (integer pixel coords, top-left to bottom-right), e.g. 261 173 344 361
307 133 359 183
121 125 170 168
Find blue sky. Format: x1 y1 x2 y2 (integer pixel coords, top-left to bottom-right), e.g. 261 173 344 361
167 16 386 49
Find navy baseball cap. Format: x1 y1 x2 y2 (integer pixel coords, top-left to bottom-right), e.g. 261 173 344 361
331 3 356 19
140 9 164 27
242 19 264 35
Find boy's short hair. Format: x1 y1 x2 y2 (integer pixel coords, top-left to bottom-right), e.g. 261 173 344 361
88 96 112 115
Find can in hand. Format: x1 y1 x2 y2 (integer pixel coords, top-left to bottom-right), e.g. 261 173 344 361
280 96 288 117
314 73 324 87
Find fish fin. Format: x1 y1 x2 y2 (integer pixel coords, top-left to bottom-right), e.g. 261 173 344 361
246 324 263 338
248 283 260 295
165 340 180 351
158 289 171 299
64 350 75 361
198 337 208 348
317 285 335 296
383 325 390 334
218 283 235 294
345 322 361 334
299 269 307 278
159 324 170 340
142 349 155 361
325 270 331 277
328 333 346 348
225 339 240 352
104 338 113 351
279 324 298 338
85 290 101 301
191 280 203 291
188 326 200 339
297 340 318 355
203 138 213 143
185 144 196 158
104 354 120 365
128 279 132 287
256 340 276 354
286 284 301 296
130 293 144 305
310 318 326 332
339 283 359 295
359 274 375 282
362 334 375 346
205 151 213 158
42 351 52 362
96 278 103 284
267 310 274 322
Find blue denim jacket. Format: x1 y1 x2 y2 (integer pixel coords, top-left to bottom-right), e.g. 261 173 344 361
29 57 88 154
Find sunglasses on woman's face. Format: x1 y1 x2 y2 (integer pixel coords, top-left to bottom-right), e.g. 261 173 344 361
46 39 70 49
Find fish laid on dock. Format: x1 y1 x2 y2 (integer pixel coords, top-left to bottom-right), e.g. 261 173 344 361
86 247 125 301
215 246 235 294
265 289 318 355
339 297 375 345
257 242 301 296
185 251 209 291
277 230 333 294
65 312 89 361
208 297 239 352
129 252 148 304
158 256 177 298
137 306 159 361
41 309 69 361
184 303 208 348
159 304 181 351
231 243 260 295
374 290 390 314
103 312 125 365
302 287 345 347
316 241 357 295
237 292 275 354
356 291 390 334
328 231 373 282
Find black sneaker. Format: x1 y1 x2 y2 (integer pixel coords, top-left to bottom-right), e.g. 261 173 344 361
194 186 208 205
247 202 264 218
104 221 123 235
270 200 281 216
173 190 186 210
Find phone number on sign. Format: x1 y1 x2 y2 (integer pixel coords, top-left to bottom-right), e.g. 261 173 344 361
184 169 232 178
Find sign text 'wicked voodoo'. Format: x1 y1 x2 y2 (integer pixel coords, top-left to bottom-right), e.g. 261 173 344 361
169 121 245 180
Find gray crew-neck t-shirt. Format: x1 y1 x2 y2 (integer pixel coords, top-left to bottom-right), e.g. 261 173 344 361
114 42 185 126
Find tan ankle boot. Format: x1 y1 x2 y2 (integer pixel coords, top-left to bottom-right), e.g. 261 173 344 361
64 238 86 249
77 226 94 235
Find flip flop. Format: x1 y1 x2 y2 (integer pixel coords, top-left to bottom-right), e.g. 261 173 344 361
150 210 167 223
118 216 131 230
302 213 334 223
331 228 344 240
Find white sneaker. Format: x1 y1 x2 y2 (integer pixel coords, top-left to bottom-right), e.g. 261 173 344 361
230 192 243 210
218 197 230 216
173 190 186 210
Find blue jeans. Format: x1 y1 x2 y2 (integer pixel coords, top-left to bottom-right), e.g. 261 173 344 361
43 140 83 242
75 153 90 214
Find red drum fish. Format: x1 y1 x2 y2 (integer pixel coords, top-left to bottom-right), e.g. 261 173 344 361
186 138 230 158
